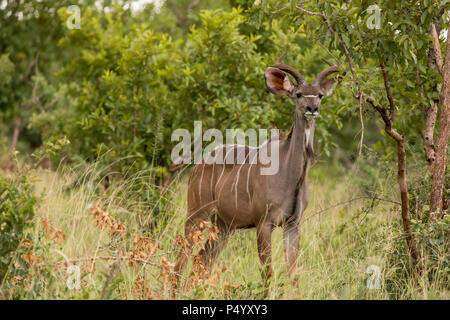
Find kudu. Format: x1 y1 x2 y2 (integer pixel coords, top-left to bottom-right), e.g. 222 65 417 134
174 56 339 283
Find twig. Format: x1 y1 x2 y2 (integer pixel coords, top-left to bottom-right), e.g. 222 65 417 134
300 196 401 226
380 63 395 120
364 94 391 127
272 5 289 14
295 6 324 16
317 42 343 67
38 251 186 278
357 92 365 158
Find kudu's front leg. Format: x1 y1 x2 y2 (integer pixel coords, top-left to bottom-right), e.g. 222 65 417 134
256 222 273 285
283 220 300 281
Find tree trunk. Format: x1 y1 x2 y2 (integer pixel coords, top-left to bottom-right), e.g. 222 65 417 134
430 28 450 220
384 126 421 268
361 63 422 269
9 116 22 155
395 135 421 267
416 68 438 165
380 64 421 269
423 101 438 164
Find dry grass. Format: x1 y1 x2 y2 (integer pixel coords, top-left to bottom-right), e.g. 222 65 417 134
1 161 448 300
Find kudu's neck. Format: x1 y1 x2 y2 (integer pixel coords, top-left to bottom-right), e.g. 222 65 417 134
280 110 315 183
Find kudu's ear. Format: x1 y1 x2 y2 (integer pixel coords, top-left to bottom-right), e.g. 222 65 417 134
320 78 336 96
265 67 295 96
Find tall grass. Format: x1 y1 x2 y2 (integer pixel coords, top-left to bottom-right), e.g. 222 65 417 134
1 159 448 299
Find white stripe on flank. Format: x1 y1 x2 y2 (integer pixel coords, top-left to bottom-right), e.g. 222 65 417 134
231 151 250 192
217 145 241 203
232 152 251 209
208 141 269 205
210 159 216 198
214 146 235 195
199 163 205 202
246 150 258 203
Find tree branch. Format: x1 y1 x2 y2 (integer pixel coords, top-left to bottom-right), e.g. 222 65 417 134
430 27 450 218
423 102 438 163
418 68 438 163
295 6 324 16
431 23 444 75
380 63 396 121
357 93 364 158
364 94 391 129
37 253 186 279
300 196 401 226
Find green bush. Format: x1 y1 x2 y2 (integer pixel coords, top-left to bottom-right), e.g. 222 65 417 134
29 7 354 179
412 216 450 285
0 174 38 283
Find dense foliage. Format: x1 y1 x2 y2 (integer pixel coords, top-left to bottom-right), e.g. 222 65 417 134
25 5 358 177
0 174 37 283
2 1 446 177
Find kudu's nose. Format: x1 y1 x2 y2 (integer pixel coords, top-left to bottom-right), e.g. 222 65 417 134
306 106 318 114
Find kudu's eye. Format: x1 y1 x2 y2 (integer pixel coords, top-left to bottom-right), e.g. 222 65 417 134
319 94 324 99
296 93 302 98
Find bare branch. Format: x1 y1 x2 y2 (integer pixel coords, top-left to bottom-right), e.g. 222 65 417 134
380 63 396 121
357 93 364 158
363 94 389 129
321 58 334 66
300 196 401 226
295 5 324 17
318 42 344 66
37 253 186 279
272 5 289 14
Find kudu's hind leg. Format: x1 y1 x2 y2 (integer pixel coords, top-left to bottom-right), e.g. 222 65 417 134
256 222 273 285
199 215 234 270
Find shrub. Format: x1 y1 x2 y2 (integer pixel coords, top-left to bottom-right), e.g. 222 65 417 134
0 174 38 284
412 216 450 285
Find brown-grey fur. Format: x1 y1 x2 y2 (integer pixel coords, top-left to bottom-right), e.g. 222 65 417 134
174 56 339 283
